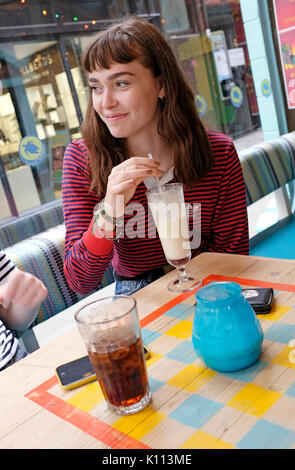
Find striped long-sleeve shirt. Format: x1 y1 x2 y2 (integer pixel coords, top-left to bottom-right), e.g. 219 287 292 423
62 131 249 294
0 250 18 370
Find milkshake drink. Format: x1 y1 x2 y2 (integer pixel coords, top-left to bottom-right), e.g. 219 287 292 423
149 201 191 267
146 183 200 292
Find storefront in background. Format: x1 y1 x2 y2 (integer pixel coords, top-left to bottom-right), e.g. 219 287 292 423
0 0 291 224
163 0 260 140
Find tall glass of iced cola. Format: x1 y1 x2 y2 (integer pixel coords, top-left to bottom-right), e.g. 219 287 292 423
75 295 152 415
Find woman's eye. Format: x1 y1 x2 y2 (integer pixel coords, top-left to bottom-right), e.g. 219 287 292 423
116 81 128 88
91 86 102 93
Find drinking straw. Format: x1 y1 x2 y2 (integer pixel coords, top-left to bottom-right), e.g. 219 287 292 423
148 153 160 186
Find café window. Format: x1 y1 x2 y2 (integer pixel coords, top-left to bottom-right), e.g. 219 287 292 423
162 0 261 143
63 36 91 119
160 0 191 33
0 38 84 221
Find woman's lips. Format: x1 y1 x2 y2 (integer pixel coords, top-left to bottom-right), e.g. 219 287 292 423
105 113 128 122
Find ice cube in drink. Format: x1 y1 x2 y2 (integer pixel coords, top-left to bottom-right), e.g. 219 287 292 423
88 336 150 410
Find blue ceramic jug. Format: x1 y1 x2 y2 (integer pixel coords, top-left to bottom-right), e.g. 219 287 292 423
192 281 264 372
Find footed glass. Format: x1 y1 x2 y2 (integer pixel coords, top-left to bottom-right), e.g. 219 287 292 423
146 183 201 292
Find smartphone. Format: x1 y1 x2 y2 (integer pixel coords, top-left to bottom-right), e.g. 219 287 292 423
143 345 151 359
55 355 96 391
242 287 274 314
56 346 151 390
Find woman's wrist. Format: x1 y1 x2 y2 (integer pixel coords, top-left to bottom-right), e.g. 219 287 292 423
104 193 125 220
83 218 114 255
93 199 124 227
93 200 124 240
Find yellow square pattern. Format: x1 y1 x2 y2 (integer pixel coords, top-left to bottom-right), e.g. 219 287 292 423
258 305 291 322
66 381 103 412
112 407 166 440
227 383 282 418
271 345 295 369
146 352 162 367
164 320 192 339
181 430 234 449
167 365 216 393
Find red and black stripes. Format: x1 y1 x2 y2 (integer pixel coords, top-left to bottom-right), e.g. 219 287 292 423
62 132 249 294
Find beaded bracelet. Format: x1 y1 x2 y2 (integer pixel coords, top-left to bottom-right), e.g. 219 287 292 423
93 199 124 224
92 200 124 239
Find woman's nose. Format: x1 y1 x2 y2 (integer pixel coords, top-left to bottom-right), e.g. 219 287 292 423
102 89 117 108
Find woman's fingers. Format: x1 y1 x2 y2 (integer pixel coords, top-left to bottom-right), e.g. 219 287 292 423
107 165 163 195
110 166 163 184
108 178 136 195
121 156 160 168
112 157 160 175
120 167 161 179
105 157 163 210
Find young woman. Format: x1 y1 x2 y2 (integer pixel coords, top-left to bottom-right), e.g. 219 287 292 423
62 16 249 296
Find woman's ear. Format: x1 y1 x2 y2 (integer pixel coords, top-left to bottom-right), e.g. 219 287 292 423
157 76 165 100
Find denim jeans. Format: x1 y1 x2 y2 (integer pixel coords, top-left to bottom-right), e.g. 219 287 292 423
114 269 163 296
115 278 150 295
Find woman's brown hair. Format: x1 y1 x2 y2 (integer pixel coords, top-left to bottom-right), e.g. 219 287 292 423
82 15 214 196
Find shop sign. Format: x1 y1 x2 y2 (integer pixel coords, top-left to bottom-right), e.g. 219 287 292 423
273 0 295 31
228 48 245 68
19 135 46 166
273 0 295 108
20 54 53 76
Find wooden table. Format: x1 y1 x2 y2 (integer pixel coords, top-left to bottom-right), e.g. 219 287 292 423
2 252 295 450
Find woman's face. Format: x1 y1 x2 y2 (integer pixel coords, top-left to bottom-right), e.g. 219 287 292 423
88 60 163 144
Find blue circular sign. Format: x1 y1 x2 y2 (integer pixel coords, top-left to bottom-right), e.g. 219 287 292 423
230 86 243 108
261 79 272 97
195 94 207 117
19 135 46 166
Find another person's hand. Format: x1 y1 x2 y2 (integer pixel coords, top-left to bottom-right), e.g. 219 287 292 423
0 269 48 330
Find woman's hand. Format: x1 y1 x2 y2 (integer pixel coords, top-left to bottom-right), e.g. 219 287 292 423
104 157 163 217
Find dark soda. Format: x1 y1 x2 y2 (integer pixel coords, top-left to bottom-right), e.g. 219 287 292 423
88 337 149 408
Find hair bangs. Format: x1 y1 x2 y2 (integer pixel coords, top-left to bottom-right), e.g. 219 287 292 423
83 30 141 72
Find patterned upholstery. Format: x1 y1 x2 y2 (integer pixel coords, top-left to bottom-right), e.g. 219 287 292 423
0 201 64 249
4 225 114 328
240 132 295 206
